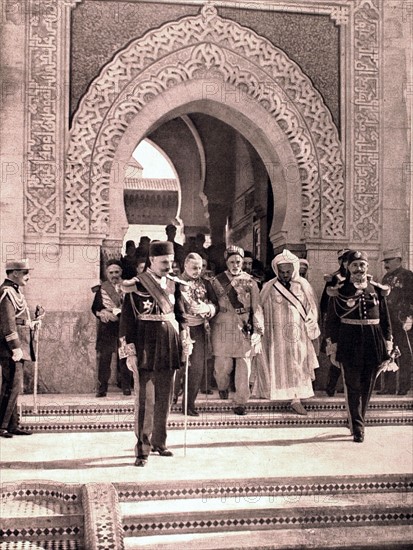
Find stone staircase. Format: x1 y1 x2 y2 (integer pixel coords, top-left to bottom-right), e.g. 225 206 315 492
117 475 413 549
19 395 413 433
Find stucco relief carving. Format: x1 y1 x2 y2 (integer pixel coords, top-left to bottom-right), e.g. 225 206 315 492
66 4 345 240
25 0 59 234
353 0 381 241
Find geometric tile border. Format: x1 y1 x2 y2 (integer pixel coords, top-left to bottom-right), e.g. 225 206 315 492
82 483 124 550
20 414 413 433
0 482 125 550
116 474 413 502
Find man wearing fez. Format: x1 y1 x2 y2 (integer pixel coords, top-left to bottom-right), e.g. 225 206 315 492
178 252 218 416
210 245 263 416
92 259 131 397
119 241 191 466
379 247 413 395
325 250 393 442
0 259 40 438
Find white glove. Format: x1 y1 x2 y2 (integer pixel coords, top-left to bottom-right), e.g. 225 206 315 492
402 316 413 331
30 319 42 330
192 302 211 317
126 355 138 372
12 348 23 362
386 340 393 353
180 330 194 358
251 333 261 347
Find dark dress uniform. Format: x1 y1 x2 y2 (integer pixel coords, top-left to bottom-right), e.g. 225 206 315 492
326 276 392 439
119 271 187 461
381 266 413 394
178 275 218 415
91 281 131 395
0 279 35 434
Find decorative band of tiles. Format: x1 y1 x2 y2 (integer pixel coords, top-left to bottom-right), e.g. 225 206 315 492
82 483 125 550
20 400 413 416
116 476 413 502
0 483 81 503
21 415 413 432
0 541 82 549
0 526 83 541
123 510 413 536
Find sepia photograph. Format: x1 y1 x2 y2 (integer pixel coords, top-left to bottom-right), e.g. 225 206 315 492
0 0 412 548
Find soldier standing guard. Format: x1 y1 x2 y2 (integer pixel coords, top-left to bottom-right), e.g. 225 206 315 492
210 245 264 416
118 241 191 467
0 259 40 438
379 248 413 395
325 250 393 442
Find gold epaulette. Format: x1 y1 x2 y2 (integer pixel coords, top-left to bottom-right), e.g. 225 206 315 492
370 280 391 296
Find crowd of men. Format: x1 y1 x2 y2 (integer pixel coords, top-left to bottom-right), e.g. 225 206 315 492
0 225 412 465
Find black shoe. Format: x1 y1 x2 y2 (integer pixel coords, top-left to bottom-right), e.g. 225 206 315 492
377 389 392 395
397 390 408 396
0 429 13 438
184 409 199 417
134 456 148 467
96 391 107 398
353 433 364 443
219 390 229 400
123 389 132 396
151 446 173 457
326 389 335 397
233 406 247 416
200 389 214 395
9 428 32 436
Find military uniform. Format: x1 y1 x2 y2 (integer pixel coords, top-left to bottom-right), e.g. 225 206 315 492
381 265 413 394
326 260 392 439
119 267 187 462
178 274 218 414
92 280 131 396
210 267 263 410
0 278 35 434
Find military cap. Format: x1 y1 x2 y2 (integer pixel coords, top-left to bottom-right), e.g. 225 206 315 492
5 259 33 271
149 240 174 256
337 248 350 260
224 245 244 260
382 247 402 261
347 250 368 265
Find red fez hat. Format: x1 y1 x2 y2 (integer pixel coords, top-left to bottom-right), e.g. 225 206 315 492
149 241 174 256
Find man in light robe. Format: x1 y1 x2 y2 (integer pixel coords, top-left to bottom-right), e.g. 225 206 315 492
256 250 320 414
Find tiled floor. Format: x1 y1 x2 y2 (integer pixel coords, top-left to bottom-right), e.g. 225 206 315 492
1 420 412 486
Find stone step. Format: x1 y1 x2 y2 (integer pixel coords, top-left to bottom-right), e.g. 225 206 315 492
19 409 413 433
123 525 413 550
18 395 413 432
118 475 413 549
0 482 84 547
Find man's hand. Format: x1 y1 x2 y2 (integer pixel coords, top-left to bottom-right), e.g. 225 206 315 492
192 302 211 317
30 319 42 330
126 355 138 372
12 348 23 362
99 309 118 323
386 340 394 353
402 316 413 331
326 339 340 367
180 330 194 358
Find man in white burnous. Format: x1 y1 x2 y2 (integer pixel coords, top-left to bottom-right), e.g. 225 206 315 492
256 250 320 414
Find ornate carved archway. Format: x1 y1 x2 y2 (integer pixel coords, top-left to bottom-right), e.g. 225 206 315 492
65 4 345 246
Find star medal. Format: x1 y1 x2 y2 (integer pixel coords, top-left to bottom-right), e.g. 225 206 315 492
347 299 356 308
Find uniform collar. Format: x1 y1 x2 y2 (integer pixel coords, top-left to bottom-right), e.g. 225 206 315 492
4 278 19 290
